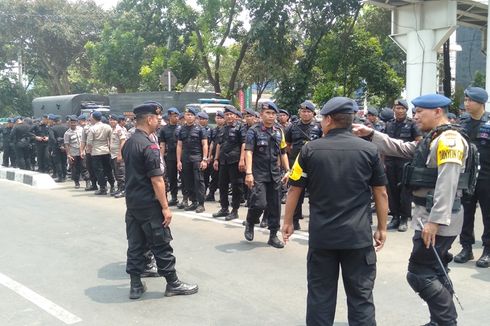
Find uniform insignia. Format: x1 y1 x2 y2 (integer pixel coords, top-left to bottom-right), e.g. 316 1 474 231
436 131 464 166
289 155 306 181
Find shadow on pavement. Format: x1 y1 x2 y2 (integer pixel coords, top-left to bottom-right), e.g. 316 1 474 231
97 262 128 281
215 241 269 253
84 284 165 304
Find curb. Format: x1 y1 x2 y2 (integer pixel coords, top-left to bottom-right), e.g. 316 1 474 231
0 153 58 189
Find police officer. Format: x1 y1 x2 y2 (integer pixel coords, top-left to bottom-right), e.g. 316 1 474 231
206 110 225 202
454 87 490 267
176 107 208 213
364 107 385 132
285 100 322 230
384 99 423 231
354 94 472 326
278 109 290 130
49 115 69 182
31 114 50 173
122 103 198 299
80 114 98 190
212 106 246 221
283 97 388 326
244 101 290 248
12 117 34 170
2 118 16 167
64 115 84 188
109 114 127 196
159 107 181 206
197 112 213 198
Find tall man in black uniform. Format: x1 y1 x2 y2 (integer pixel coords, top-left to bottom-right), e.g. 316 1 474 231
244 101 290 248
384 99 422 231
11 117 34 170
454 87 490 267
49 115 69 182
159 107 181 206
283 97 388 326
123 103 198 299
206 110 225 201
212 106 246 221
1 118 16 167
176 107 208 213
31 114 50 173
285 100 322 230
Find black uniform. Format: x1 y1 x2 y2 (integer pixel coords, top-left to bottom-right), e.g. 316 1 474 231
49 124 69 180
206 125 221 199
245 123 286 233
384 118 421 226
123 129 176 279
11 122 34 170
159 123 181 202
31 122 50 172
289 128 387 326
178 124 207 206
459 113 490 255
217 121 246 212
1 125 16 167
285 119 322 227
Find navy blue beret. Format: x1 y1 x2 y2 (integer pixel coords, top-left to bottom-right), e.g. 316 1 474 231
92 111 102 120
7 118 14 123
133 103 162 116
117 115 126 121
254 111 260 118
411 94 452 109
53 115 61 122
279 109 290 116
68 115 78 122
184 107 198 116
394 99 409 110
379 108 394 122
197 111 209 119
109 114 118 120
48 114 56 120
216 110 224 118
78 114 87 121
42 114 49 119
167 107 180 115
300 101 316 112
465 87 488 104
224 105 242 118
245 108 255 116
259 101 279 113
320 97 357 116
367 107 379 116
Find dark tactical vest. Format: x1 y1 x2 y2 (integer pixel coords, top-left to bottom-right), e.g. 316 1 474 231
402 124 479 197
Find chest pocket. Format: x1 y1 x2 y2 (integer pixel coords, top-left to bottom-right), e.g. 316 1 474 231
257 134 269 151
400 125 412 138
477 122 490 145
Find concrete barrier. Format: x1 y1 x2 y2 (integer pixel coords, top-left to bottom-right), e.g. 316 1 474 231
0 153 57 189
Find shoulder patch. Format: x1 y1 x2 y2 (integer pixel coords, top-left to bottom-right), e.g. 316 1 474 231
289 155 306 181
436 130 465 166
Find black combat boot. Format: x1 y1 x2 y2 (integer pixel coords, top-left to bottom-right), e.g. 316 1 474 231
94 188 107 195
205 193 215 202
387 216 400 230
476 246 490 268
398 217 408 232
268 231 284 249
244 222 254 241
86 182 98 191
177 199 188 209
168 198 179 206
212 208 230 218
110 185 117 196
74 181 80 189
195 204 205 213
164 275 198 297
225 209 238 221
114 190 125 198
184 202 199 211
454 244 473 263
129 275 146 299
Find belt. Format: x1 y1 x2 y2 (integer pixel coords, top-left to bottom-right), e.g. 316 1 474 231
413 195 461 213
412 196 427 206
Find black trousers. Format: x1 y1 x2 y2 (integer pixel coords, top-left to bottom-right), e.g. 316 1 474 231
165 158 178 199
182 161 205 205
14 143 31 170
85 154 98 186
293 188 306 222
306 246 377 326
461 179 490 247
36 143 49 172
385 159 412 218
407 232 457 326
70 155 83 182
52 148 67 179
218 162 243 211
2 143 16 167
208 167 219 195
125 205 176 278
111 158 125 189
246 180 281 232
92 154 114 189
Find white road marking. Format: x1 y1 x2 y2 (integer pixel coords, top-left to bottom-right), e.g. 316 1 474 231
0 272 82 325
175 211 310 241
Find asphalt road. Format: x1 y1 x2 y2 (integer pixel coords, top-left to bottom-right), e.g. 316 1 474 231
0 179 489 326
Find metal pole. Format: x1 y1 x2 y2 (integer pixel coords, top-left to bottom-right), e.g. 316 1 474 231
168 70 171 92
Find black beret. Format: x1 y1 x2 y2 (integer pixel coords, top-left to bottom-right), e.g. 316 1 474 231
300 100 316 112
224 105 242 118
259 101 279 113
133 103 162 116
320 97 356 116
279 109 290 116
394 99 409 110
367 107 379 116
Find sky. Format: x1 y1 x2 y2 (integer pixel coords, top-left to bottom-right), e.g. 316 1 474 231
93 0 119 10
